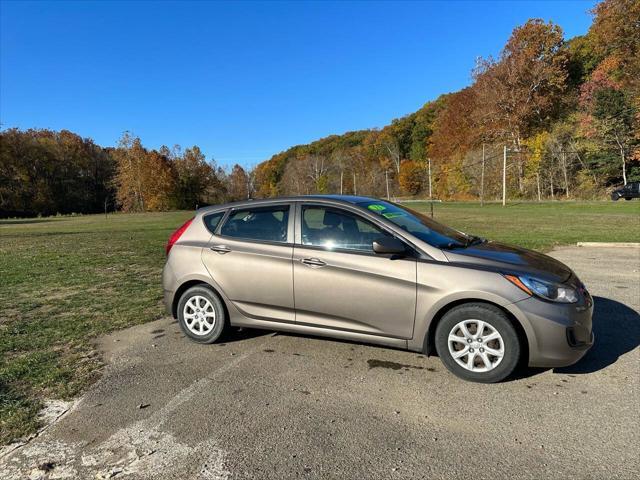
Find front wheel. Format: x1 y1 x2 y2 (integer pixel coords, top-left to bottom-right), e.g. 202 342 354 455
435 303 522 383
177 285 227 344
611 193 620 201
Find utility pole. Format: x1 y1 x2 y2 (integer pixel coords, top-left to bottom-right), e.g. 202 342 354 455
353 172 357 195
480 145 485 207
428 158 434 218
561 151 569 199
428 158 432 200
502 145 507 207
340 170 343 195
622 147 627 185
385 170 390 200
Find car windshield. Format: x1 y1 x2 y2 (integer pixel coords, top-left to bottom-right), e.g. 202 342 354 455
356 200 473 249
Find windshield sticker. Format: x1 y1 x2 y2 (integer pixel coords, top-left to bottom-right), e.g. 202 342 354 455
367 204 386 212
382 212 405 219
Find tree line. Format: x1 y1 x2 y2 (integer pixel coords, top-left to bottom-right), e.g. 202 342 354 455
0 129 252 217
1 0 637 218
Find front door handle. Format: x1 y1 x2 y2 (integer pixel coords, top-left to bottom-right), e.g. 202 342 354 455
210 245 231 254
301 257 327 268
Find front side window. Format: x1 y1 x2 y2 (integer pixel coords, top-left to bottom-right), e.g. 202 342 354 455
220 205 290 243
301 206 391 252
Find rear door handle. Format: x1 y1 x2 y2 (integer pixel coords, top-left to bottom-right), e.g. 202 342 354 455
210 245 231 254
301 257 327 268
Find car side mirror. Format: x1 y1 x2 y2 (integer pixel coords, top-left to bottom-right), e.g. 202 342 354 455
373 237 406 255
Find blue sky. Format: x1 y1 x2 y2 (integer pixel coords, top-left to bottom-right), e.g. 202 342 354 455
1 0 596 168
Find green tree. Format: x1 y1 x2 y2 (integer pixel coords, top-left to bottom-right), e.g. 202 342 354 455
592 88 638 184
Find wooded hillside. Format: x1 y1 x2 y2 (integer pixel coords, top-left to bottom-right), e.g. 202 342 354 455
253 0 639 201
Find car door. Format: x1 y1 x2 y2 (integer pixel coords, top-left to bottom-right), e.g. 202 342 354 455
293 203 417 339
201 203 295 322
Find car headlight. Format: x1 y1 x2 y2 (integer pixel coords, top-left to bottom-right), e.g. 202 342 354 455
504 274 578 303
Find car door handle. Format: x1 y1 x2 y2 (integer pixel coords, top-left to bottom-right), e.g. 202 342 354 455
210 245 231 254
301 257 327 268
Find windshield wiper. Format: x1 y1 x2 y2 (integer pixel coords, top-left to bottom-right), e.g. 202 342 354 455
441 241 467 250
464 235 486 247
441 236 485 250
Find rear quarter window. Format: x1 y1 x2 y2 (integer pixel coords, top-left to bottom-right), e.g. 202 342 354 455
203 211 226 234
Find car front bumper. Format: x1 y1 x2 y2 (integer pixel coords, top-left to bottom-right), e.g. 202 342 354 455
507 294 594 368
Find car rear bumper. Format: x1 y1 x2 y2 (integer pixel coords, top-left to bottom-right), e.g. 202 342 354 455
163 288 175 316
162 263 177 317
507 295 594 368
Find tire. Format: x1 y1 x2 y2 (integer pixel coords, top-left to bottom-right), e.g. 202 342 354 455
624 197 632 201
177 285 227 344
611 193 620 201
435 303 522 383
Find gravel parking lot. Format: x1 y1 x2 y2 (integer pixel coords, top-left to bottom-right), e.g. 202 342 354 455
2 246 639 480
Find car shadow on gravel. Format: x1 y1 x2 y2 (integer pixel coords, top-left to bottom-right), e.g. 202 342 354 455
555 296 640 375
220 327 272 344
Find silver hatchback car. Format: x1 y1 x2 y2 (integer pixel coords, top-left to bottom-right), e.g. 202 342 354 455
163 195 594 382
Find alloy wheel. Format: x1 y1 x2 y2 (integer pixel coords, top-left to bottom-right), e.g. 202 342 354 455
447 319 505 372
183 295 216 335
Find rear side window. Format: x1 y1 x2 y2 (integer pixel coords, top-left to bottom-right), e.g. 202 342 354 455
220 205 290 243
203 211 225 234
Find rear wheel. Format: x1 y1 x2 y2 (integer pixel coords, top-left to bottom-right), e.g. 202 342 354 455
435 303 522 383
177 285 227 344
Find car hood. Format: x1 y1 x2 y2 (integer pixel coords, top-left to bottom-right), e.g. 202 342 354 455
442 241 573 283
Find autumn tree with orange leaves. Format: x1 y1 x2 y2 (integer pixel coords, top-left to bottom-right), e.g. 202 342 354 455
227 164 251 201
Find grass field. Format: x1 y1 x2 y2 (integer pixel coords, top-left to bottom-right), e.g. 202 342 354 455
414 200 640 251
1 201 638 444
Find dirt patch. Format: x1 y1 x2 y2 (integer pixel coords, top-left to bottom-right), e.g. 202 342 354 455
0 399 78 460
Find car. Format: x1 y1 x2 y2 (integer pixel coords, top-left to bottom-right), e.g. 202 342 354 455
611 181 640 201
162 195 594 383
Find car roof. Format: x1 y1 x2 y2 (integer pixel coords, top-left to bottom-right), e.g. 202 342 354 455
197 195 381 213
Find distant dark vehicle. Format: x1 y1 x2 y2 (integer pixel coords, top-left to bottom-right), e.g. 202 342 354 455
611 182 640 201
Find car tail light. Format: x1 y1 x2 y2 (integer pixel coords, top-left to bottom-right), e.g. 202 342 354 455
166 218 194 256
